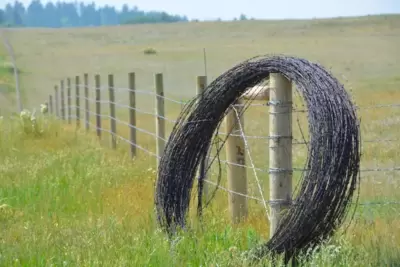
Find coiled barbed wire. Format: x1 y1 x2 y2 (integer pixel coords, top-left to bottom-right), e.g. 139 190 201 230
154 54 361 263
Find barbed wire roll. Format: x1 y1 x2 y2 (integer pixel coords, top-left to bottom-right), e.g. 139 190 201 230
154 54 360 262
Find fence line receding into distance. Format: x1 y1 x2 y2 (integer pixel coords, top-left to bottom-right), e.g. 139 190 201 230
44 72 400 227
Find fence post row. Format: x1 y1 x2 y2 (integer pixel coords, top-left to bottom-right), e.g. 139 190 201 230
225 98 248 224
60 80 65 120
54 85 59 118
155 73 165 170
84 73 90 132
95 74 101 139
196 75 209 200
129 72 137 158
108 74 117 149
47 71 293 234
268 73 293 237
75 76 80 128
67 78 71 124
48 94 53 115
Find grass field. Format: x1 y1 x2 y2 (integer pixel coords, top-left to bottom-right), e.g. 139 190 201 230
1 14 400 266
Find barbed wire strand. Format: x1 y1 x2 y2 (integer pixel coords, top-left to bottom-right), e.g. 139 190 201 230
63 95 400 145
64 104 400 174
69 83 400 111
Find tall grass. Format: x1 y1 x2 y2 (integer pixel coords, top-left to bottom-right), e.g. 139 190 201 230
0 115 399 266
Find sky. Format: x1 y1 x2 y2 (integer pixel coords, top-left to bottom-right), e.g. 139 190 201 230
3 0 400 20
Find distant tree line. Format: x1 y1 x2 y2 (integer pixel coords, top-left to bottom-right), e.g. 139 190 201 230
0 0 189 27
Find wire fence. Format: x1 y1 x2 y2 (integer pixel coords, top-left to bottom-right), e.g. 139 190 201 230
41 73 400 215
0 29 22 112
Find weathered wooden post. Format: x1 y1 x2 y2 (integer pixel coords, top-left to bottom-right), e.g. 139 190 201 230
196 75 209 199
225 99 247 224
54 85 59 118
224 79 272 224
268 73 292 237
129 72 137 158
95 74 101 139
67 78 71 124
75 76 80 128
108 74 116 149
155 73 165 169
48 95 53 114
60 80 65 120
84 73 90 132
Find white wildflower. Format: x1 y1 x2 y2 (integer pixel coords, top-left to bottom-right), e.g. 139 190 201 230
20 109 31 121
40 103 48 114
30 109 37 122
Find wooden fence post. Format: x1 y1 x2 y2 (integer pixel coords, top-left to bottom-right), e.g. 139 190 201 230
95 74 101 139
67 78 71 124
60 80 65 120
49 94 53 114
129 72 136 158
269 73 292 237
225 99 248 224
54 85 59 118
197 75 209 199
84 73 90 132
155 73 165 169
108 74 116 149
75 76 80 128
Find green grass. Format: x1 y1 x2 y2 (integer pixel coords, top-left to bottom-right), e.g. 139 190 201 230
0 14 400 266
0 118 399 266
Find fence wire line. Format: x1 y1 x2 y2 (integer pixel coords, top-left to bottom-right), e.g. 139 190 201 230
60 95 400 145
64 83 400 111
53 77 400 212
69 106 400 174
63 103 400 174
68 105 304 173
4 109 398 209
60 112 400 209
61 92 400 216
40 69 400 265
78 116 160 158
0 29 22 112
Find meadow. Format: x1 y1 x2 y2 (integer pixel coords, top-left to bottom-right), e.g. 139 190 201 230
0 14 400 266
